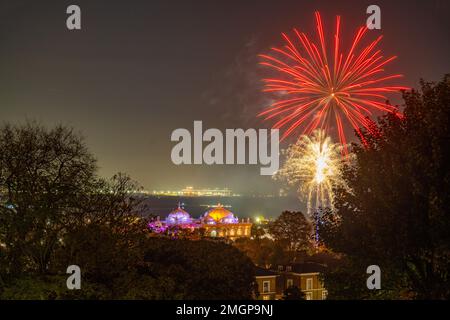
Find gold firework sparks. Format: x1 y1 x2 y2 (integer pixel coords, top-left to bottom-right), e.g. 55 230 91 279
275 130 346 217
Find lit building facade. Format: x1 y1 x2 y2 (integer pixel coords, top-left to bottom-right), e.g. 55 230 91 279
148 204 252 240
201 205 252 240
254 262 328 300
275 262 328 300
255 267 279 300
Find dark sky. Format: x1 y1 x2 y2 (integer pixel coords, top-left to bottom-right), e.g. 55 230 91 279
0 0 449 193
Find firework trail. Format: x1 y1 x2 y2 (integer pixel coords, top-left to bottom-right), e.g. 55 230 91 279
274 130 346 218
259 12 408 155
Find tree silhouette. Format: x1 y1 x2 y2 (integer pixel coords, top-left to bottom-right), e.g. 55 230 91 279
319 75 450 299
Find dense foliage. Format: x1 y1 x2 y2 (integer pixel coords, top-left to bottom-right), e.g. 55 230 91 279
234 211 314 268
319 75 450 299
0 122 255 299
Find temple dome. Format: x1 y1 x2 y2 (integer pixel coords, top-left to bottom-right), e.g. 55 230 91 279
166 205 192 225
203 204 238 224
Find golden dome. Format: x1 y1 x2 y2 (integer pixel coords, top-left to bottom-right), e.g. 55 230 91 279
203 204 238 223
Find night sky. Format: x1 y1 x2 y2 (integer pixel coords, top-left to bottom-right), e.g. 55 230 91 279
0 0 449 194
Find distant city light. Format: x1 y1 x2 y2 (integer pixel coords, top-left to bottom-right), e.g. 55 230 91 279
151 186 241 197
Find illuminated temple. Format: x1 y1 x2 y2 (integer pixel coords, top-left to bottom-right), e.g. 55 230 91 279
148 204 252 240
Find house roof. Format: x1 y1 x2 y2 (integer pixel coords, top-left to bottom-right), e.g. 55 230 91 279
255 267 279 277
287 262 327 274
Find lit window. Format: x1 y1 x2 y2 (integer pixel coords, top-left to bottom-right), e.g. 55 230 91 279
287 279 293 288
306 278 313 290
278 265 283 271
286 266 292 272
263 295 270 300
306 292 313 300
322 290 328 300
262 281 270 293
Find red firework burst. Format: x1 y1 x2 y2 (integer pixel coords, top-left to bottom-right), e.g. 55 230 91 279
259 12 408 155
